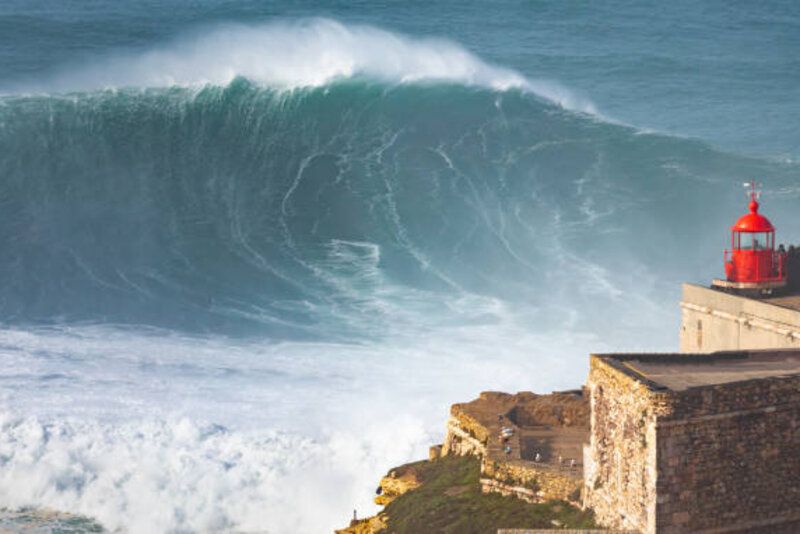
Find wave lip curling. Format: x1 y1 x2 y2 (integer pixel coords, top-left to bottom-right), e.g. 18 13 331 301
16 18 596 114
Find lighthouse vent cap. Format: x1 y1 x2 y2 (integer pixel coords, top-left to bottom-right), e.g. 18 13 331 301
732 199 775 233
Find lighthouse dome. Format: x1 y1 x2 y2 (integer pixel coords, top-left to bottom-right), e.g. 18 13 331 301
732 199 774 233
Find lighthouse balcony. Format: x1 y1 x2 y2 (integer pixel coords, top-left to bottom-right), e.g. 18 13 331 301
711 277 787 291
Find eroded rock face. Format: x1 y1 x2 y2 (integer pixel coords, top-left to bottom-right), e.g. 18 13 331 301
442 415 487 456
373 464 422 506
335 463 424 533
506 391 589 428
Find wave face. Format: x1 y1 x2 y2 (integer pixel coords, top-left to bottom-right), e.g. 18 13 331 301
2 76 797 337
1 18 800 534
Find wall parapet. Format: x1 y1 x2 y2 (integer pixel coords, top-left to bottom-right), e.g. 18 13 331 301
481 457 582 505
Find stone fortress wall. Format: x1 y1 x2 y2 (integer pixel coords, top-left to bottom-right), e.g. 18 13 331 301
655 370 800 533
582 355 661 532
584 351 800 534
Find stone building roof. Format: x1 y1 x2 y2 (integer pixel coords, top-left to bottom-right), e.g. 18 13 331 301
594 349 800 391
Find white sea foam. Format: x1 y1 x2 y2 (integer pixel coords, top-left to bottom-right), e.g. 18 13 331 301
0 305 623 532
15 18 597 115
0 411 430 533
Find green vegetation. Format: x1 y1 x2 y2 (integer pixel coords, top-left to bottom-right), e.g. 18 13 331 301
382 456 596 534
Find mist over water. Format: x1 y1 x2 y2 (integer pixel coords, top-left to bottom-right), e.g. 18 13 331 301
1 10 799 533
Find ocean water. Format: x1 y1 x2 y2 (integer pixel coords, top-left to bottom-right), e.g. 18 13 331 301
0 2 798 532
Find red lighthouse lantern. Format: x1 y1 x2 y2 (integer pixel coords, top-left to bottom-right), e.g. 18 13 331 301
713 182 786 296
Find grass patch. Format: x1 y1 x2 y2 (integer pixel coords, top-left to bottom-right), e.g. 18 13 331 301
382 456 596 534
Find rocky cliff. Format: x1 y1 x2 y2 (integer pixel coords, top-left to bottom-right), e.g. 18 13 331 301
336 390 596 533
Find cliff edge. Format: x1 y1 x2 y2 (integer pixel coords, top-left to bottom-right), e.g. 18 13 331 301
337 390 596 533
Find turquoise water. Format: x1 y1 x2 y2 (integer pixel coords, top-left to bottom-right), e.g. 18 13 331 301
0 3 798 533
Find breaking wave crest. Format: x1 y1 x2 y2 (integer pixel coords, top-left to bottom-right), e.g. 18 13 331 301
6 18 596 114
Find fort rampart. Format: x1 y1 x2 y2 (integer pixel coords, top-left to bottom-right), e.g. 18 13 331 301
584 351 800 533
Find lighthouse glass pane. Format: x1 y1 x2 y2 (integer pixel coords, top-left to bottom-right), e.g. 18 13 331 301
738 232 771 250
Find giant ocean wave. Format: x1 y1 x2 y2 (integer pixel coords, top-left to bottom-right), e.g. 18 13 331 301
1 19 799 533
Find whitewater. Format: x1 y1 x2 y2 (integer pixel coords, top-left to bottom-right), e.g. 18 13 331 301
1 13 799 533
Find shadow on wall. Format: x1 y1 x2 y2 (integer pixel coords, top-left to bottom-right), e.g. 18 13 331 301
787 245 800 292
